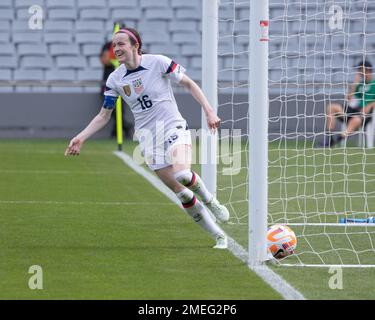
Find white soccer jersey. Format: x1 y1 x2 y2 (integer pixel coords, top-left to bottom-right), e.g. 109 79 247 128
104 54 187 141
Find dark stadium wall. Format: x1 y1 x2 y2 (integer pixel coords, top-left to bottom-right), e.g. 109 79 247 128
0 92 329 139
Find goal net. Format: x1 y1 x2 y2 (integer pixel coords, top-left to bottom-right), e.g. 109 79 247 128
216 0 375 267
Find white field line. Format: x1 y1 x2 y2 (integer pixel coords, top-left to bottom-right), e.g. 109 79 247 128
114 150 305 300
0 200 174 206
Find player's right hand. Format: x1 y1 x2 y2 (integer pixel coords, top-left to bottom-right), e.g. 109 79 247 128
64 137 83 156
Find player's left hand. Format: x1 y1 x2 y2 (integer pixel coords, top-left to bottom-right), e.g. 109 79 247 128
206 111 221 133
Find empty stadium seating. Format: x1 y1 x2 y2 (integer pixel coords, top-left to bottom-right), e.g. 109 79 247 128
0 0 373 92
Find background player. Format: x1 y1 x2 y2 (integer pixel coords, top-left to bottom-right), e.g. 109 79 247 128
322 60 375 147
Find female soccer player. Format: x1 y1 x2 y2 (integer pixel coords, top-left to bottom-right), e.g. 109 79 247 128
65 28 230 249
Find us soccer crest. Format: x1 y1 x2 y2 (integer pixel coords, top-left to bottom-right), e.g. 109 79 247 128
123 84 131 97
132 78 144 95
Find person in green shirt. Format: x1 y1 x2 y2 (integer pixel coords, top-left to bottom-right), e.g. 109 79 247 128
321 60 375 147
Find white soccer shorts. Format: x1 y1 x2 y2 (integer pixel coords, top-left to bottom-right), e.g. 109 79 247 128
141 124 192 171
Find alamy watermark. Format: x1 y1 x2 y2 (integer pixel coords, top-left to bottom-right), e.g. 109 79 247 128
328 266 343 290
328 5 344 30
131 124 243 175
28 5 44 30
28 265 43 290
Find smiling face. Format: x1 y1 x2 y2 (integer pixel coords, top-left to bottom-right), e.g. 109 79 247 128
112 32 139 64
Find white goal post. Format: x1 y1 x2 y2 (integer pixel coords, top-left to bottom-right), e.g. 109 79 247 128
202 0 375 268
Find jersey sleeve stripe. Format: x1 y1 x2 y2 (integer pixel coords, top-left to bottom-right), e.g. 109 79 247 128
165 61 177 74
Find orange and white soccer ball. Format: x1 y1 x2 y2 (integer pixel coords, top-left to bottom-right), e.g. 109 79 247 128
267 225 297 259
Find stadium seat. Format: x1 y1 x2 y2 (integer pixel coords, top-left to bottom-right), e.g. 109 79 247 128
238 9 249 20
83 86 101 93
18 44 48 56
145 9 174 20
0 44 14 56
21 56 53 69
75 32 105 44
0 9 14 20
269 69 282 82
13 32 43 44
149 44 179 57
45 69 76 81
234 35 249 46
181 44 201 57
108 0 137 9
186 69 201 82
141 32 170 45
75 21 105 33
140 0 169 8
191 57 201 69
44 20 74 32
49 44 80 56
56 56 86 69
77 69 103 81
46 0 75 9
88 56 102 68
138 21 169 33
0 33 9 43
12 20 35 32
0 56 17 68
111 9 142 21
171 0 200 9
238 70 248 82
0 69 11 80
172 32 201 45
224 56 248 69
48 9 77 20
218 70 235 82
219 7 234 20
82 44 102 57
169 21 197 33
0 0 12 8
0 21 10 31
14 69 44 81
16 8 33 19
80 9 110 20
44 33 73 44
14 0 44 9
77 0 106 9
50 86 84 93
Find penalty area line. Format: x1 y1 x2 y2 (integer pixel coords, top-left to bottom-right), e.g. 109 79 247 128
113 150 305 300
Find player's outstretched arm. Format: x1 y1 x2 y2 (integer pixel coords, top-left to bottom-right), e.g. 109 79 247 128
65 107 113 156
179 74 221 132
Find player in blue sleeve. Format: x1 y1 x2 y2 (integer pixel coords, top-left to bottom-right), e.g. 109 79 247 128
65 27 229 249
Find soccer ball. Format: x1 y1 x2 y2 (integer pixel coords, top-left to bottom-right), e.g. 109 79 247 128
267 224 297 259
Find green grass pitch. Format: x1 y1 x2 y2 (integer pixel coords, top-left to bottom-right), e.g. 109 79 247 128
2 139 375 299
0 140 280 300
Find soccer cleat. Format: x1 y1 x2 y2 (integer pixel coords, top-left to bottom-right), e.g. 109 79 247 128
205 197 230 223
213 234 228 249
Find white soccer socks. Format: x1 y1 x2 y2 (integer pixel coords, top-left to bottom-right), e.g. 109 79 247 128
175 169 230 223
176 188 225 243
174 169 213 203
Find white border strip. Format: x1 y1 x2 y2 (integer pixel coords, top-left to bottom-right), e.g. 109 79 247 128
114 151 305 300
